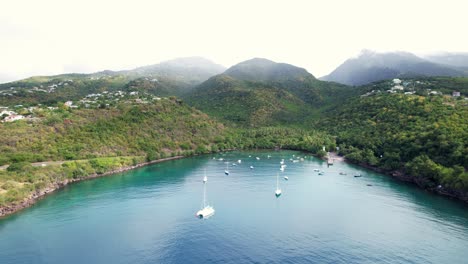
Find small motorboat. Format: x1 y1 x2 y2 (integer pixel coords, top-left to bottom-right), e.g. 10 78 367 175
354 174 362 178
250 166 254 169
284 176 289 180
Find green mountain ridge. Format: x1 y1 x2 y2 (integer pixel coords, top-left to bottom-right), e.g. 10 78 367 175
186 58 355 127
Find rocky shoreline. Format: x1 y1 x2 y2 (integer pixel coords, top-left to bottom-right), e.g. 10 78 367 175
0 156 183 218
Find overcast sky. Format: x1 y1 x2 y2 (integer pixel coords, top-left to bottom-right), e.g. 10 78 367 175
1 0 467 83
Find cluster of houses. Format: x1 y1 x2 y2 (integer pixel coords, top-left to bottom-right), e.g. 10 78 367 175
361 78 462 98
78 90 161 108
0 80 75 97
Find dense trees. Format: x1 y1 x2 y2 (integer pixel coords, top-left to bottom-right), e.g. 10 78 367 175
317 93 468 191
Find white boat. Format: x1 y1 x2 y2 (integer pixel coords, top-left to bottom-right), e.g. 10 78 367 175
218 158 223 161
256 157 260 160
313 169 319 172
293 160 299 163
267 155 271 159
280 159 284 165
225 162 229 175
318 171 324 175
196 177 215 219
250 165 254 169
238 159 242 164
280 166 285 172
284 176 289 180
275 173 282 197
203 169 207 183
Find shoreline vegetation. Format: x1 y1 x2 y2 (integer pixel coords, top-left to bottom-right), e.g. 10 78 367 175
0 156 183 218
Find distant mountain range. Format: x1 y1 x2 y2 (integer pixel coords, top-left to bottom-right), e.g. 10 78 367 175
321 50 468 86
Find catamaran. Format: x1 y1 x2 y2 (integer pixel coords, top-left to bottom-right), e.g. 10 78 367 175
196 177 215 219
275 173 282 197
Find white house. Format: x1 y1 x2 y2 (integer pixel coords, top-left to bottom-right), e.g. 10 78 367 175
0 110 15 116
452 91 461 97
64 101 73 107
3 114 24 122
393 79 402 84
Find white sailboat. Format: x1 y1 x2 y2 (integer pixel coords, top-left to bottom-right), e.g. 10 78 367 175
275 173 282 197
224 162 229 175
203 169 207 183
196 178 215 219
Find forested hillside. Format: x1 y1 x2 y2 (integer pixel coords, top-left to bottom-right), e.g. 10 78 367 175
317 93 468 193
186 59 355 127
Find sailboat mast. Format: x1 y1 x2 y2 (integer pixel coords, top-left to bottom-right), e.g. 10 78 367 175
203 181 207 208
276 173 279 189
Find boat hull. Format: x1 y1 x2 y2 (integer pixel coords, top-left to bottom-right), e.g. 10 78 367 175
196 206 215 219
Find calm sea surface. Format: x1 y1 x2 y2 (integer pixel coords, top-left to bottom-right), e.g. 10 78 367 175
1 150 467 263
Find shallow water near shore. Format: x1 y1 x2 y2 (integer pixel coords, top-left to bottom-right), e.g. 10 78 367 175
1 150 468 263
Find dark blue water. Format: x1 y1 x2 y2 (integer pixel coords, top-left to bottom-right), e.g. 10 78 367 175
1 150 467 263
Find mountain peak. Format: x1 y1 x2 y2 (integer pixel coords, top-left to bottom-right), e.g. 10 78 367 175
224 58 314 82
321 50 465 85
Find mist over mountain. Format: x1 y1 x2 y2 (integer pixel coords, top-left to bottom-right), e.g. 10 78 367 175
321 50 466 86
422 52 468 70
130 57 226 84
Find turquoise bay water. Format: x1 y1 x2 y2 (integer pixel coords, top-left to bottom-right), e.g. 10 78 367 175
1 150 468 263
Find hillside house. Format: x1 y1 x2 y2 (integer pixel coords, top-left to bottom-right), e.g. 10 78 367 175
3 114 24 122
452 91 461 97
